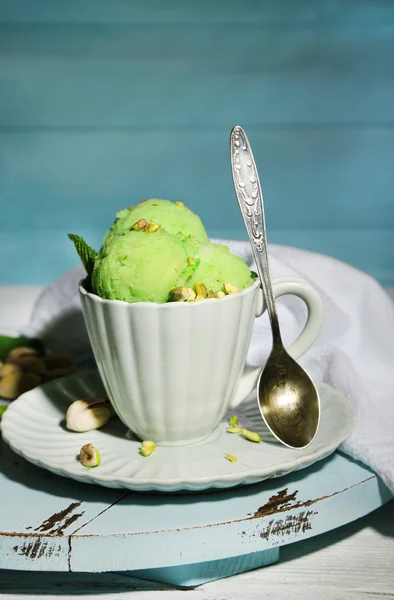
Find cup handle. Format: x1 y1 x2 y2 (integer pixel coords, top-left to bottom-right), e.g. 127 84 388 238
229 277 323 409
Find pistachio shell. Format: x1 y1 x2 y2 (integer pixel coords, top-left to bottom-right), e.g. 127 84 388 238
6 346 38 361
0 363 22 377
0 372 41 400
66 397 113 432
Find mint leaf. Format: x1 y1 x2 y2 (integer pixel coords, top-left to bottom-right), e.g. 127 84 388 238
68 234 97 277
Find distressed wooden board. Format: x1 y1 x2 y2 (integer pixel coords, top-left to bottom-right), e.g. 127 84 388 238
0 500 393 599
2 0 394 25
0 438 127 571
1 25 394 128
2 129 394 235
68 452 392 572
1 426 391 574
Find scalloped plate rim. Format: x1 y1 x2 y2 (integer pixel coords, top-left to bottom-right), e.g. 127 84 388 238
1 370 355 492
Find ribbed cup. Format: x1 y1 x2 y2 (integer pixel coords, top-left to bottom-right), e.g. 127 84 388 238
79 281 259 445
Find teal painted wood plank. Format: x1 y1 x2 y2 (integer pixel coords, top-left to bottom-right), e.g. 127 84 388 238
1 26 393 127
1 229 394 286
69 453 391 572
1 130 393 232
0 438 126 571
1 0 394 25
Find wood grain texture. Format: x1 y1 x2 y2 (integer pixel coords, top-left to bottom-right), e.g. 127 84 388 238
0 0 393 284
1 500 393 598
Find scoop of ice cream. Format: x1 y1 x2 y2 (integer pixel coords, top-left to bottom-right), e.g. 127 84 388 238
93 228 198 303
186 243 254 294
103 199 209 250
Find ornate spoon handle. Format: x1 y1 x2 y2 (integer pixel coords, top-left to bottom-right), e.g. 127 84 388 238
230 125 282 344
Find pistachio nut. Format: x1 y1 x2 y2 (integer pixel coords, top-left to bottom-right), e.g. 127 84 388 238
195 295 206 301
194 282 207 298
168 287 196 302
228 415 239 426
225 453 238 463
131 218 149 231
79 443 101 468
207 289 215 298
6 346 38 362
66 397 114 432
0 372 41 400
226 425 241 434
224 283 239 295
175 201 185 207
216 291 226 299
0 362 22 377
241 428 262 443
140 440 156 457
146 222 160 233
7 354 46 375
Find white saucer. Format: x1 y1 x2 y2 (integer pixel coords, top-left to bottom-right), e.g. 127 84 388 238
1 370 355 492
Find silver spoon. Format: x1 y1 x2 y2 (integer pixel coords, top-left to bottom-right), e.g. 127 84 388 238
230 125 320 449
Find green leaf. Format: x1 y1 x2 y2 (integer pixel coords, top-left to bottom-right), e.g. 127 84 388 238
0 335 44 361
67 234 98 277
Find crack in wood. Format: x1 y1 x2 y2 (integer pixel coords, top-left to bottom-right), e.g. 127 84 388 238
253 476 376 519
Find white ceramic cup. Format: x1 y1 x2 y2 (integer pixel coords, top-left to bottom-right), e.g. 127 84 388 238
79 277 323 445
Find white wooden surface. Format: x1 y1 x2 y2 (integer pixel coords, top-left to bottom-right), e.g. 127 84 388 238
0 286 393 599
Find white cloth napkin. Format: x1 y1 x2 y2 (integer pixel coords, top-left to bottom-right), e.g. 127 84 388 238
23 242 394 492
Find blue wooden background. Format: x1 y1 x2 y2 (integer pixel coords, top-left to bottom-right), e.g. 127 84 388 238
1 0 394 285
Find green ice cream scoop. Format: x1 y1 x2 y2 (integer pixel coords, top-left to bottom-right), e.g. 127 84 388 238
186 243 255 294
93 228 197 304
103 199 209 250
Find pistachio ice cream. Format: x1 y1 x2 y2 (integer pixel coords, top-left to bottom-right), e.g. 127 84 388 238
71 199 255 304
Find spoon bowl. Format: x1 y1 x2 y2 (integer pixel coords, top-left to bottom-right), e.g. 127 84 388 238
230 125 321 449
258 345 320 448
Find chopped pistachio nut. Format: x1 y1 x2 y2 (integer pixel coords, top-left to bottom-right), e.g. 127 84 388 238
79 443 101 468
146 222 160 233
168 287 196 302
0 405 7 420
195 295 206 301
66 397 114 432
228 415 239 426
225 453 238 463
224 283 239 295
241 428 262 443
187 257 195 266
131 218 149 231
207 289 215 298
216 291 226 299
140 440 156 457
175 201 185 207
194 282 207 298
227 425 242 434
